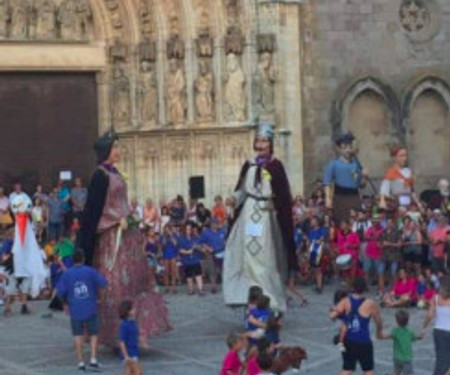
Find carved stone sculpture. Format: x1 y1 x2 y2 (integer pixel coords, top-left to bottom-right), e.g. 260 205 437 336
112 65 131 123
224 53 246 122
58 0 78 40
0 0 9 39
10 0 30 39
253 52 276 117
75 0 92 40
139 61 158 123
195 59 215 121
35 0 56 40
167 58 187 125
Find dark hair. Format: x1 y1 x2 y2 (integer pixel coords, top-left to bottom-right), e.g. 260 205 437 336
353 276 367 294
256 337 272 354
334 290 348 305
266 312 283 336
226 332 242 349
257 295 271 310
257 352 273 371
119 299 134 320
72 249 85 264
395 310 409 327
247 285 263 304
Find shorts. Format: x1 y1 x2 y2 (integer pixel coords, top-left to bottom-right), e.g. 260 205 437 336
394 359 413 375
363 258 384 275
184 263 202 278
5 276 31 295
381 261 399 276
147 257 158 267
201 256 217 280
71 314 99 336
342 339 374 372
403 252 421 264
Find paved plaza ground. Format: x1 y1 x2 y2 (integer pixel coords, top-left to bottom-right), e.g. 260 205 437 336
0 284 437 375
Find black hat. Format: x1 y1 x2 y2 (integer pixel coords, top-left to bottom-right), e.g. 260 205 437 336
94 128 119 164
335 132 355 146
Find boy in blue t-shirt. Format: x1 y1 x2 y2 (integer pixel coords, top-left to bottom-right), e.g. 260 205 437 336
118 299 142 375
246 295 272 346
57 250 107 371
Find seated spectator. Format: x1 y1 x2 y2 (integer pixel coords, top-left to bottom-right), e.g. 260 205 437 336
212 195 227 227
246 337 274 375
383 269 414 308
143 198 160 230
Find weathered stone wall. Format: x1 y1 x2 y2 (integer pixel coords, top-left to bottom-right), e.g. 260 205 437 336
301 0 450 194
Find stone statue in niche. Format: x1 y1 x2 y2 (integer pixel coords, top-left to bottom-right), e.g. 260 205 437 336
111 65 131 123
167 34 185 60
195 59 215 122
34 0 56 40
167 58 187 125
224 53 246 122
253 51 276 117
0 0 10 39
139 61 158 123
224 26 244 55
58 0 77 40
75 0 92 40
10 0 30 39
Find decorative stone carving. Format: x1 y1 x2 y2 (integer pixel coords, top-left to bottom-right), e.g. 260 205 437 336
0 0 10 39
139 40 157 63
110 41 128 62
400 0 430 32
196 31 213 58
224 53 246 122
139 0 154 39
104 0 123 30
10 0 30 40
253 51 276 118
167 58 187 125
139 61 158 123
111 64 131 123
75 0 92 40
34 0 56 40
167 34 185 60
195 59 215 122
57 0 77 40
224 26 245 55
257 34 276 54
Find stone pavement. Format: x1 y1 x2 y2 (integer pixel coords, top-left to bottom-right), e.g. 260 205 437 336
0 284 436 375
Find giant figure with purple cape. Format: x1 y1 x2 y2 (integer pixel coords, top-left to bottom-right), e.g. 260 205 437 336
223 123 297 312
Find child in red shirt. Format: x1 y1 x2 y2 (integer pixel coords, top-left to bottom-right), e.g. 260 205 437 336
220 332 246 375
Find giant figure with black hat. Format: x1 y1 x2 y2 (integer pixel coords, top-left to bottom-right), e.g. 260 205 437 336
223 122 297 312
323 132 368 223
77 128 171 347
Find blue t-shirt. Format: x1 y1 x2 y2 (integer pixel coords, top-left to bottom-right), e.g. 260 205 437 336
1 238 13 255
323 158 362 189
308 227 326 243
57 265 107 321
160 235 178 260
145 241 158 256
200 228 226 255
294 225 303 249
246 307 271 332
119 319 139 358
178 235 201 265
50 262 64 289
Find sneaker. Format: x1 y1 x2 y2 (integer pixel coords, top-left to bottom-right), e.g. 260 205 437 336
78 362 86 371
337 342 346 352
89 360 101 372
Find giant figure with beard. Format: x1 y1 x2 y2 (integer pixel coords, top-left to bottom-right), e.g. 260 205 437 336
223 123 296 312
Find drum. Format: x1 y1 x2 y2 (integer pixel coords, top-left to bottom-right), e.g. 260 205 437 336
336 254 352 270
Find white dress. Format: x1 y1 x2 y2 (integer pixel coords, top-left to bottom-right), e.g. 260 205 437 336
223 163 287 312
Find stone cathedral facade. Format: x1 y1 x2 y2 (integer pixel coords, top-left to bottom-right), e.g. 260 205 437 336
0 0 449 202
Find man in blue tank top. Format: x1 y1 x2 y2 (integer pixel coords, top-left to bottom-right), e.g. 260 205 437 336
329 277 383 375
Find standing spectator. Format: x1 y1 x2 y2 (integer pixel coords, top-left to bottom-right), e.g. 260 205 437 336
142 199 160 231
9 182 23 204
47 188 64 241
329 277 383 375
186 198 198 224
428 209 442 234
225 196 236 224
429 215 449 273
200 218 226 293
212 195 227 227
363 214 385 296
422 275 450 375
57 180 71 235
402 218 423 274
337 219 361 285
31 197 46 244
381 218 402 287
71 178 87 222
196 203 211 228
160 224 178 294
170 195 186 227
160 205 171 231
129 198 143 223
33 184 48 205
307 216 326 293
57 250 107 371
0 187 12 228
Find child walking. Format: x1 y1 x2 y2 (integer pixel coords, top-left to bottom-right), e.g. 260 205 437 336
377 309 423 375
119 300 142 375
57 250 107 371
220 332 246 375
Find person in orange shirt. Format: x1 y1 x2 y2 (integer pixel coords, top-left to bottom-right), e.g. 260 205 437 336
212 195 227 227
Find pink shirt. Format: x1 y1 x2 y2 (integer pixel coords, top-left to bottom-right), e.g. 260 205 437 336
424 288 436 301
220 350 242 375
364 226 384 259
430 226 450 259
393 279 412 297
338 231 360 258
246 354 261 375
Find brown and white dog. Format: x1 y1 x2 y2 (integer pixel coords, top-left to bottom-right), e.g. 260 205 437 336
271 346 308 375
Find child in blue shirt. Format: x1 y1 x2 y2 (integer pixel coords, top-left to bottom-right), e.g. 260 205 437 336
246 295 271 346
57 250 107 371
119 299 142 375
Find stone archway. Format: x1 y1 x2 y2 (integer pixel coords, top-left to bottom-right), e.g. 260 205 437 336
403 77 450 190
331 77 401 183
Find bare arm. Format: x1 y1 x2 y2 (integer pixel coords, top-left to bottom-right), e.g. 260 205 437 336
371 300 384 338
329 298 348 321
248 315 266 328
422 298 436 333
119 341 130 361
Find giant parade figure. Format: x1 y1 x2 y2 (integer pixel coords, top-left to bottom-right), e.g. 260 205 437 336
324 132 368 223
77 129 171 347
223 123 297 312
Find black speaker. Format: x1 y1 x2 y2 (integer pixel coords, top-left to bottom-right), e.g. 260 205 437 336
189 176 205 199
